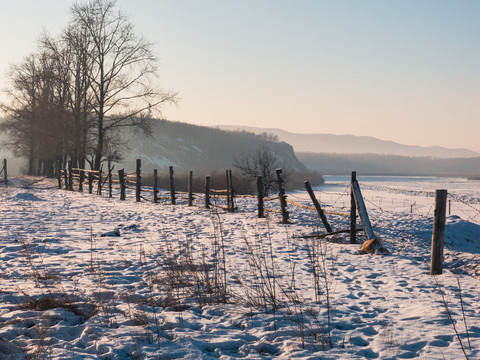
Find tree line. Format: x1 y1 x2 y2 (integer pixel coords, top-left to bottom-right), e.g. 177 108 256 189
0 0 177 175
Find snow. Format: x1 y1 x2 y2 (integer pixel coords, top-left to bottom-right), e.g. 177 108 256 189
0 176 479 359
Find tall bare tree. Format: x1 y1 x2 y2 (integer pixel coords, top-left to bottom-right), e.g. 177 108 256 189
71 0 177 169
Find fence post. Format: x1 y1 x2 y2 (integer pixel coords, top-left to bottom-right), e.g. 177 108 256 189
188 170 193 206
136 159 141 202
229 169 235 212
79 170 84 192
2 159 7 185
63 161 68 190
430 189 447 275
226 170 231 211
350 171 357 244
153 169 158 203
205 175 211 209
1 159 6 185
276 168 289 224
305 180 332 233
88 172 93 194
108 160 112 198
257 176 264 218
119 169 126 200
169 166 176 205
97 170 102 195
68 160 73 191
56 160 62 189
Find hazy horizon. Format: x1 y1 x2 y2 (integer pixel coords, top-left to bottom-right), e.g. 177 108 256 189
1 0 479 151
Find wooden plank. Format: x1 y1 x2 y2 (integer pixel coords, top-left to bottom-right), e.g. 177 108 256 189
305 180 332 232
351 179 375 240
299 227 365 239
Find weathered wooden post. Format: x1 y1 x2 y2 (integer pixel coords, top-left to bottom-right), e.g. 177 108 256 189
56 160 62 189
88 172 93 194
448 200 451 215
229 169 235 212
205 175 211 209
68 160 73 191
136 159 141 202
350 171 357 244
108 160 112 198
119 169 126 200
79 170 84 192
153 169 158 203
97 170 102 195
430 189 447 275
188 170 193 206
276 168 289 224
63 161 68 190
305 180 332 233
226 170 232 211
3 159 7 185
257 176 265 218
169 166 176 205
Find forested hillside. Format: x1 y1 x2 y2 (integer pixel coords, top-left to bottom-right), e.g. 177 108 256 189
119 120 307 174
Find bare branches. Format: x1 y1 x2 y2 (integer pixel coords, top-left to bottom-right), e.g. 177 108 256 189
70 0 178 169
1 0 178 173
233 146 283 196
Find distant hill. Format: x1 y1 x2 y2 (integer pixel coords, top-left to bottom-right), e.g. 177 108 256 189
119 120 307 174
218 125 479 159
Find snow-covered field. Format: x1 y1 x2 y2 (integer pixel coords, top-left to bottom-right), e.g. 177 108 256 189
0 176 479 359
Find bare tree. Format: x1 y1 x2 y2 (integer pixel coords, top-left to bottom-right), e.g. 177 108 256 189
233 146 284 196
70 0 177 169
1 50 63 175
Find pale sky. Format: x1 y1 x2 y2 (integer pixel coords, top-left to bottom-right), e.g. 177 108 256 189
1 1 479 151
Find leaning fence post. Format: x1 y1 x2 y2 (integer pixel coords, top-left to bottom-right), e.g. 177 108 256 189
188 170 193 206
136 159 141 202
257 176 265 218
153 169 158 203
56 160 62 189
350 171 357 244
79 170 84 192
169 166 176 205
305 180 332 232
276 168 289 224
205 175 211 209
68 160 73 191
430 189 447 275
119 169 126 200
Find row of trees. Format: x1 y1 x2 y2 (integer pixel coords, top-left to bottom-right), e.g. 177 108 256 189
1 0 177 175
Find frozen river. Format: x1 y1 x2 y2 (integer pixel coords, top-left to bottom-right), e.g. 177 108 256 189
309 175 480 224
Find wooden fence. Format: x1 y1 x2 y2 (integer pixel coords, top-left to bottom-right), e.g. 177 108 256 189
15 157 448 273
57 160 384 245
